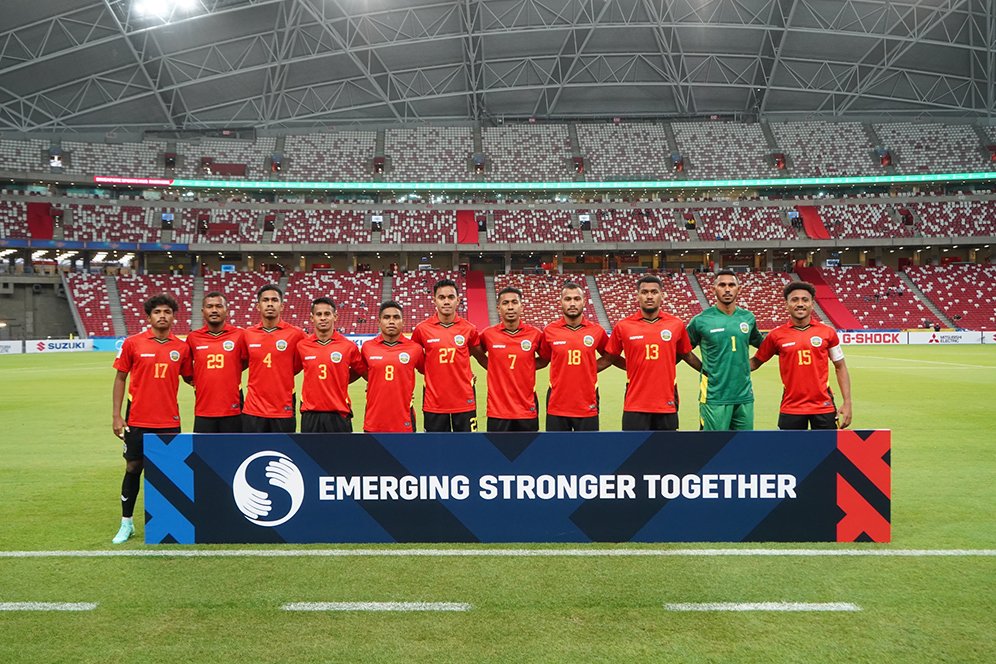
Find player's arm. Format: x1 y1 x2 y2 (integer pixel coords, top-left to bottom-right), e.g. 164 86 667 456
597 350 623 372
534 353 550 370
679 351 702 372
470 344 488 369
112 370 129 438
832 356 853 429
750 336 775 371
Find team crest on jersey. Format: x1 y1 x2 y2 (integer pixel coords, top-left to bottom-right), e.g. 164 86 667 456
583 335 595 347
454 334 466 347
739 322 750 334
399 352 411 365
330 351 343 364
222 340 235 352
810 336 823 347
660 329 673 342
275 339 288 351
169 350 180 362
520 339 533 351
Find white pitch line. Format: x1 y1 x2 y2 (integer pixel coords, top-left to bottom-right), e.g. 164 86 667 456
858 355 996 370
665 602 860 612
0 548 992 558
0 602 97 611
283 601 469 612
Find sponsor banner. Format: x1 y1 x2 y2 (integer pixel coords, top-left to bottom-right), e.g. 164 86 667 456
346 335 377 349
145 430 891 544
26 338 93 353
92 337 127 352
837 331 905 345
983 331 996 344
0 340 23 354
908 330 983 345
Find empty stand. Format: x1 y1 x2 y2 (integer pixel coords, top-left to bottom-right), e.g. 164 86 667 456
576 122 674 180
769 122 877 176
391 270 467 329
283 131 376 181
283 271 384 335
874 123 986 174
904 200 996 238
595 272 703 327
589 209 688 243
488 209 583 244
117 274 195 335
672 122 771 179
482 125 572 181
66 273 115 337
817 204 911 239
0 200 28 239
0 139 49 172
274 209 372 244
695 207 794 241
62 139 166 177
905 264 996 330
695 271 795 330
174 137 277 178
818 265 931 329
383 210 456 244
493 273 599 329
62 204 158 243
203 272 282 329
384 127 473 182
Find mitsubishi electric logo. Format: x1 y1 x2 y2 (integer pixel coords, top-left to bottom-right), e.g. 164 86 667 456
232 451 305 527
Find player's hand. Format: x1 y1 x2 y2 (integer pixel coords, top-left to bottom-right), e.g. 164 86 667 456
837 403 852 429
113 415 129 439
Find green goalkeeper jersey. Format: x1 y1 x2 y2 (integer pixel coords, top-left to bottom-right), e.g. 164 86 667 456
687 306 764 405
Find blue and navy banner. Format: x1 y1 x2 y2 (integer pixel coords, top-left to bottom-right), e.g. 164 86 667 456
144 430 891 544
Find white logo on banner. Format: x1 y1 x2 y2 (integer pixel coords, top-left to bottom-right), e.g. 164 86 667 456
232 451 305 527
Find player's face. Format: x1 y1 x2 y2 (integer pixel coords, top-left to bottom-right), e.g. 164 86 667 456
561 288 585 320
713 275 740 306
434 286 459 319
202 296 227 325
311 303 336 334
637 283 662 316
257 290 283 322
379 307 403 340
147 305 175 332
786 289 814 323
499 293 523 325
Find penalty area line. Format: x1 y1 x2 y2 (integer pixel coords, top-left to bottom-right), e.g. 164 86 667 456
283 602 470 612
0 548 993 558
0 602 97 611
665 602 860 612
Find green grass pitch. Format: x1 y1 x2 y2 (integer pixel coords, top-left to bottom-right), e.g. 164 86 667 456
0 345 993 662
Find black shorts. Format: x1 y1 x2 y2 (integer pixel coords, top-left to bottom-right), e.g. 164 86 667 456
122 426 180 460
622 411 678 431
546 414 599 431
778 412 838 430
423 410 478 432
487 417 539 432
301 411 353 433
242 413 296 433
194 415 243 434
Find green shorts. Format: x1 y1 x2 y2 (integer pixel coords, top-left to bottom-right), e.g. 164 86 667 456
699 402 754 431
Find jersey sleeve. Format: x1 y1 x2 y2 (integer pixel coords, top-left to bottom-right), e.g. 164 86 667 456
538 329 552 360
410 324 425 347
180 343 193 379
414 345 426 373
468 324 481 348
749 318 764 348
675 324 692 356
687 316 702 347
754 331 777 363
604 325 622 356
112 338 133 372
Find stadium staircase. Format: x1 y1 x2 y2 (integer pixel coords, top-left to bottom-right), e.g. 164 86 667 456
686 272 710 309
585 275 611 331
796 206 831 240
897 270 954 327
104 276 127 337
483 274 499 326
464 270 491 331
189 275 205 329
795 267 863 329
381 274 392 306
61 272 87 338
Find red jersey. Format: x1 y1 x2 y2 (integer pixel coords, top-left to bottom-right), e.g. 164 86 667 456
186 324 247 417
480 323 543 420
754 322 841 415
361 335 425 432
113 329 192 428
539 317 608 418
298 333 365 416
411 314 480 414
605 312 692 414
243 320 305 419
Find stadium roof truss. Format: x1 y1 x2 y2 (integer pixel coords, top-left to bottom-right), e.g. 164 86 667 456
0 0 994 132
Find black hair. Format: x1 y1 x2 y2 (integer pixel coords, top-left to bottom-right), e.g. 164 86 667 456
144 293 178 316
311 297 337 313
257 283 283 301
714 269 738 281
636 275 663 289
783 281 816 300
433 278 459 295
496 286 523 301
379 300 404 315
202 291 227 306
561 281 584 293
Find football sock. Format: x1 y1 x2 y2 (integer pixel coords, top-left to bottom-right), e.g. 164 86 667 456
121 471 141 518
